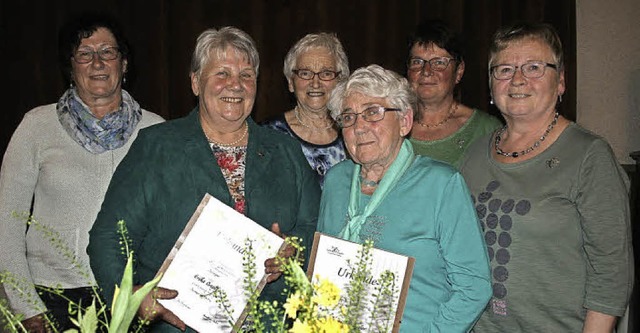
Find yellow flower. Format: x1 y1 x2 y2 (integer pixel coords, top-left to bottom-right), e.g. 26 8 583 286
289 318 313 333
283 292 305 319
317 317 349 332
312 277 341 307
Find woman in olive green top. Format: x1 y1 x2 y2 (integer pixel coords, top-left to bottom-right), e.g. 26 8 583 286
407 20 501 168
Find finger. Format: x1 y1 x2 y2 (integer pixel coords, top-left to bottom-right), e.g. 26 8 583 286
270 223 282 237
266 272 282 283
162 308 187 331
154 287 179 300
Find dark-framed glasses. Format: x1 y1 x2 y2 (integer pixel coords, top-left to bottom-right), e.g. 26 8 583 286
490 61 558 80
336 106 401 128
73 47 120 64
292 69 341 81
407 57 456 72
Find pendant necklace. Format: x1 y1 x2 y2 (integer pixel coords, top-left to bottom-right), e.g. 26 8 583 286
418 101 458 128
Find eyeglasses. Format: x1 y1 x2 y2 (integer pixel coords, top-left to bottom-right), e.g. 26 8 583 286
73 47 120 64
407 57 456 72
490 61 558 80
292 69 341 81
336 106 401 128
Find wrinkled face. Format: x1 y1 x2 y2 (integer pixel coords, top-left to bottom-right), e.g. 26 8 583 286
72 27 127 102
191 47 257 125
341 92 412 169
490 38 565 120
288 47 339 112
406 43 463 104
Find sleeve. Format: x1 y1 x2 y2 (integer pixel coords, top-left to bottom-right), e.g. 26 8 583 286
289 146 321 266
428 172 492 332
87 130 156 305
0 113 46 318
577 139 632 316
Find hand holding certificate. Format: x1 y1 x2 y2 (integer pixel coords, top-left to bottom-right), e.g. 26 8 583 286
155 194 286 332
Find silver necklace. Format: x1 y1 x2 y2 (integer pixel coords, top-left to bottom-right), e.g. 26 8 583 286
204 121 248 147
494 111 559 158
294 107 334 131
417 102 457 128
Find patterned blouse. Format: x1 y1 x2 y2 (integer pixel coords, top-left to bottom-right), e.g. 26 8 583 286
262 115 347 188
210 143 246 214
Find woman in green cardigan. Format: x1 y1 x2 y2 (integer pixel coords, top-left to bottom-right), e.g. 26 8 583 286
88 27 320 332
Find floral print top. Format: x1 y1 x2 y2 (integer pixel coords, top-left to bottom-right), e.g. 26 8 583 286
262 115 347 188
210 143 246 214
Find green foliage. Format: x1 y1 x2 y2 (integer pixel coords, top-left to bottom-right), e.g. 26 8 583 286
0 216 159 333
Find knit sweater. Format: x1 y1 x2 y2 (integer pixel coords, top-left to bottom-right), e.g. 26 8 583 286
0 103 164 318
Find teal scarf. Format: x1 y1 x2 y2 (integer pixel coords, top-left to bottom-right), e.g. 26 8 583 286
339 139 415 242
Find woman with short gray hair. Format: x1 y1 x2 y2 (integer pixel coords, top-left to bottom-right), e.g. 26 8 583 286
319 64 491 332
263 32 349 187
88 26 320 332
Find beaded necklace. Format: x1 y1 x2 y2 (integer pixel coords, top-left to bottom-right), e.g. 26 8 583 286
294 107 335 131
204 121 248 147
494 111 559 158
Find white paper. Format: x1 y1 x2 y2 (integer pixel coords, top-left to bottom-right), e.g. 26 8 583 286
157 194 284 332
309 234 413 333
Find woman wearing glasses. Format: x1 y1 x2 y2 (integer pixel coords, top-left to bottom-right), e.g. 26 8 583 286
263 33 349 187
407 20 502 168
461 23 631 332
0 14 163 332
318 65 491 332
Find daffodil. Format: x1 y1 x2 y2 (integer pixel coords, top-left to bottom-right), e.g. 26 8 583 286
312 277 341 308
289 318 313 333
317 316 349 332
283 292 305 319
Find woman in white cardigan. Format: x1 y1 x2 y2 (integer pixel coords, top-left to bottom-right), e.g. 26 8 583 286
0 13 163 332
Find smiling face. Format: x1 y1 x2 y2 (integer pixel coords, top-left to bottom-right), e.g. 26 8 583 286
191 46 257 127
71 27 127 104
406 43 463 105
490 37 565 121
341 93 412 169
288 47 339 113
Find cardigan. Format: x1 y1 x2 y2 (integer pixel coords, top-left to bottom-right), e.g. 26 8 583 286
0 103 163 318
88 109 321 332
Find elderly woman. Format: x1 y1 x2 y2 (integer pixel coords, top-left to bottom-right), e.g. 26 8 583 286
407 20 502 168
263 33 349 186
318 64 491 332
88 27 320 332
0 14 163 332
461 23 631 332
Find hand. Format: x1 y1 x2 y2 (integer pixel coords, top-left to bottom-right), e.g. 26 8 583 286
264 223 298 283
21 313 50 333
135 286 186 331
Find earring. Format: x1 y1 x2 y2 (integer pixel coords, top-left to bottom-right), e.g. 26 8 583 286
490 99 494 105
558 94 563 103
123 76 127 84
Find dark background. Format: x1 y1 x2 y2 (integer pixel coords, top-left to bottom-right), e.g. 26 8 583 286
0 0 575 157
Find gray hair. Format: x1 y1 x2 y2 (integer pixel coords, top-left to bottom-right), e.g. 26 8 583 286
190 26 260 78
489 22 564 71
283 32 349 82
327 64 416 120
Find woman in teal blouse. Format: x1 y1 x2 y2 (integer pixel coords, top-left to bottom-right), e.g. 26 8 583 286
319 64 491 332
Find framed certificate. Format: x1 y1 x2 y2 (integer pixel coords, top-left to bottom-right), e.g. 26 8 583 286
307 232 414 333
155 194 285 332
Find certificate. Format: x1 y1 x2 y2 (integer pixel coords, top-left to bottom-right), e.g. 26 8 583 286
156 194 285 332
307 232 414 333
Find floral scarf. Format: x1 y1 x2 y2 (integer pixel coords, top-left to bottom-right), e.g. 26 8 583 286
57 88 142 154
